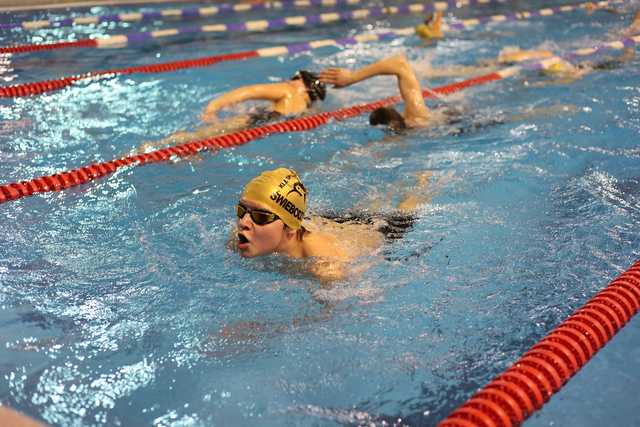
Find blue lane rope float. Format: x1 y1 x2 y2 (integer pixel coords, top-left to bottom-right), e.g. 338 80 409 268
0 0 399 31
443 0 624 31
0 0 628 97
0 0 507 54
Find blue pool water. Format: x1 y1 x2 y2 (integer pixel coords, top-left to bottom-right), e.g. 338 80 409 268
1 1 640 426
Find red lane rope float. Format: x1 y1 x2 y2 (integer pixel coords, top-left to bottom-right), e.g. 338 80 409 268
0 50 259 98
0 72 501 205
0 39 97 54
438 260 640 427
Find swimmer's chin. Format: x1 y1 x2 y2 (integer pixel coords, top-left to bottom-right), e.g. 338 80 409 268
237 243 258 258
238 249 256 258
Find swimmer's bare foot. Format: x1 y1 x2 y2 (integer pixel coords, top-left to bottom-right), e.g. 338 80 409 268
397 171 433 212
397 196 421 212
415 170 433 187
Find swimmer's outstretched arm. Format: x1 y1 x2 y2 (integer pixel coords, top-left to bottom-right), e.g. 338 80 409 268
497 48 554 64
201 82 291 123
416 62 497 79
320 54 429 124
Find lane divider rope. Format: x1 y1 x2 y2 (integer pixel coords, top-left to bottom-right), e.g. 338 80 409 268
0 0 505 54
0 30 636 203
0 0 414 31
0 0 625 98
437 259 640 427
0 72 503 205
442 0 623 32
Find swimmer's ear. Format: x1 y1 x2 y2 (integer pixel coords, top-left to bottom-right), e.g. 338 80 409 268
283 224 298 239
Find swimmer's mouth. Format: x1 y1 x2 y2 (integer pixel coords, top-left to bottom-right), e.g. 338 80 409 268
237 233 249 245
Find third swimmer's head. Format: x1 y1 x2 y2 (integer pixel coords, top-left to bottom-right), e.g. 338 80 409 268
369 107 407 130
292 70 327 103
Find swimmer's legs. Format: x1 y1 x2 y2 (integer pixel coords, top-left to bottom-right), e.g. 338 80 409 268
137 115 251 154
362 170 453 213
397 170 456 211
508 103 578 121
397 171 434 212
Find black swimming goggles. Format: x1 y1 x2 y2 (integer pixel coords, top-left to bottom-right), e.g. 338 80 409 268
291 70 326 102
236 203 280 225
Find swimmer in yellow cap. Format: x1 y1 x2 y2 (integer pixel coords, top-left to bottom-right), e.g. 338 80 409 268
234 167 439 281
236 168 315 259
138 70 326 154
526 43 635 86
415 12 443 41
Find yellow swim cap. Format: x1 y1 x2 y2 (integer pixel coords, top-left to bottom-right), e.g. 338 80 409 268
547 62 563 73
241 168 307 229
415 23 436 40
546 61 572 74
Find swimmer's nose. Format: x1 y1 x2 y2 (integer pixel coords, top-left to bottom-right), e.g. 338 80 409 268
238 213 252 229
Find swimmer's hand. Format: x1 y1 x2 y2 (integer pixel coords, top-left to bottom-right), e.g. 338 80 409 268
310 259 346 284
319 68 355 88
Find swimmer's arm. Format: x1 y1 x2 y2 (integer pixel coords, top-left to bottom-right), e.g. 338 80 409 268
498 49 553 64
201 83 290 123
416 63 496 79
416 11 443 40
321 54 429 122
321 54 412 87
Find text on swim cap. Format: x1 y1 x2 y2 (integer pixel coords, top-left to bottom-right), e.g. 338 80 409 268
270 191 304 221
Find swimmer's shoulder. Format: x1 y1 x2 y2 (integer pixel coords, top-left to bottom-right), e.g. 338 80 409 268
301 229 348 259
304 214 384 259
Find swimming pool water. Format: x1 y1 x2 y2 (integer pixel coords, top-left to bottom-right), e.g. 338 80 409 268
1 1 640 426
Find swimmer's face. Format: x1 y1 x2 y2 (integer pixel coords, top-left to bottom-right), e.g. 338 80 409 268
236 198 287 258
